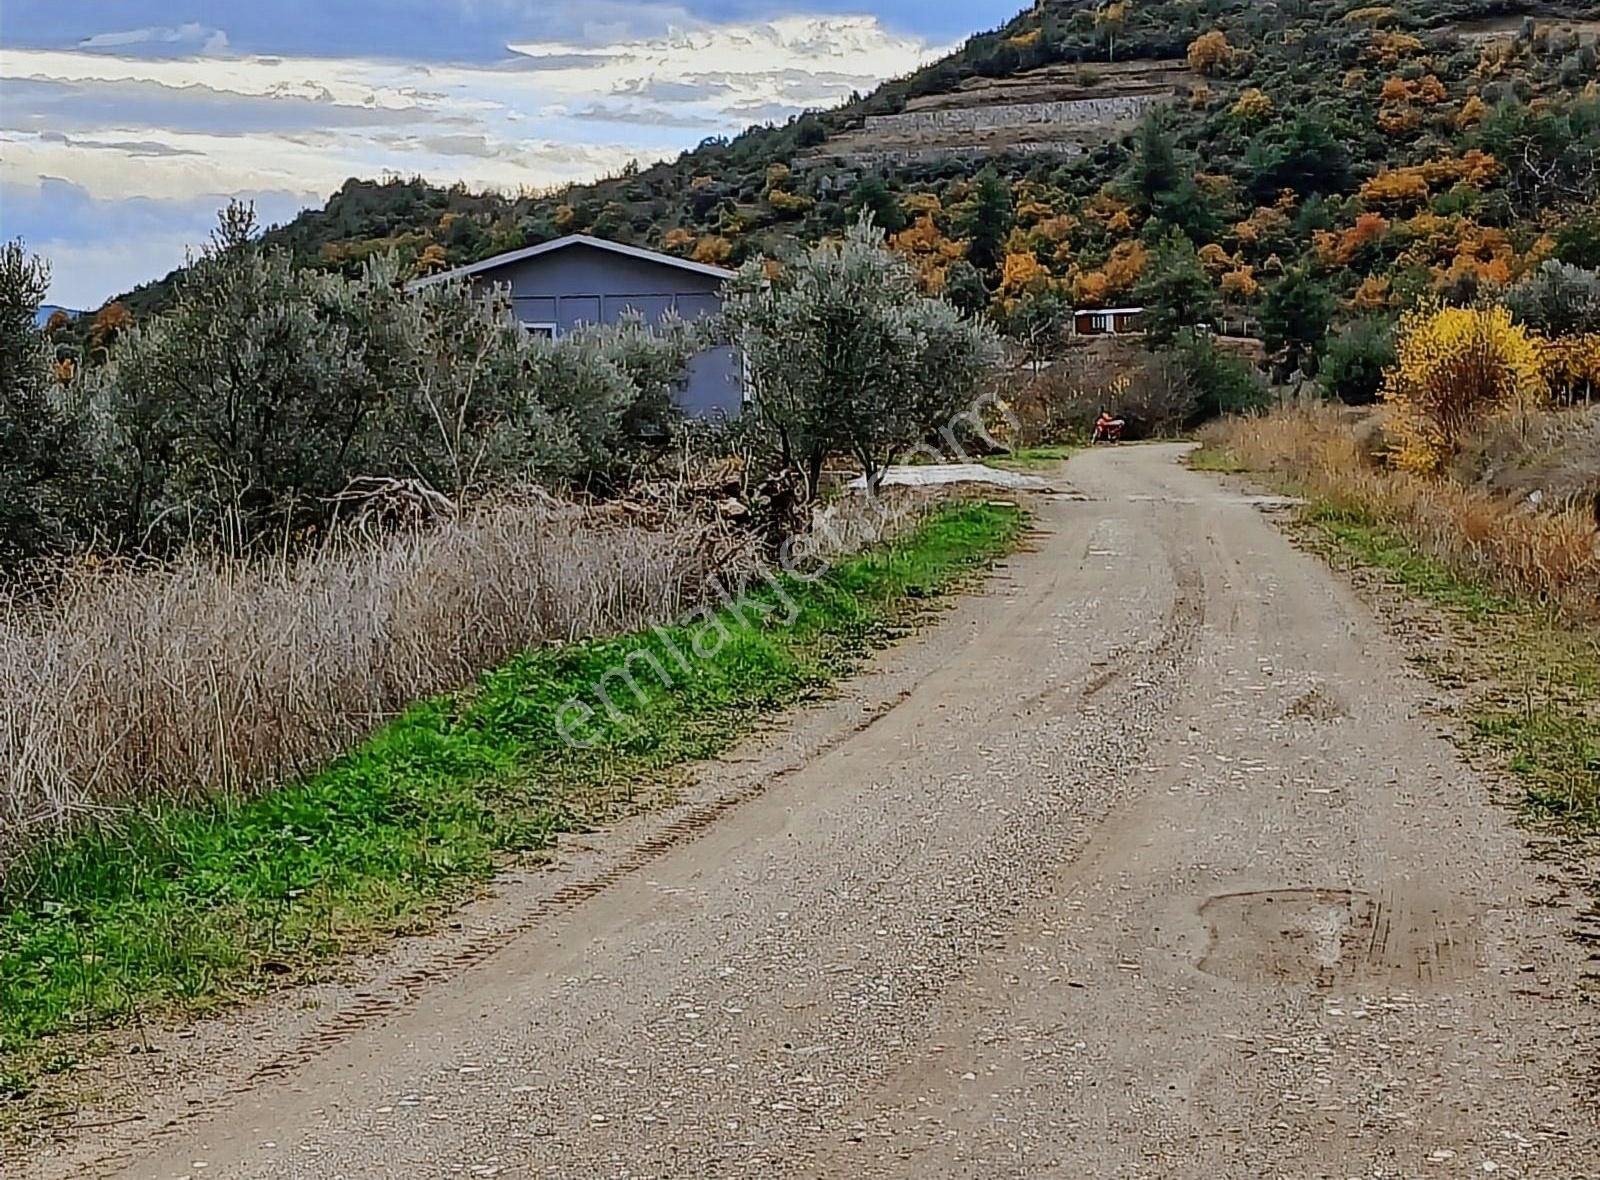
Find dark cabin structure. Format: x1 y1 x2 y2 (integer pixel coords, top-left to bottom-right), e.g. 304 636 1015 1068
413 234 744 419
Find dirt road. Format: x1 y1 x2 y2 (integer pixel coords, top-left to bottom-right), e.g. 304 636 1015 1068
30 444 1598 1178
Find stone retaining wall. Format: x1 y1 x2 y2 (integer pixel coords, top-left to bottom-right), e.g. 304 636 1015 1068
863 94 1160 136
794 141 1087 171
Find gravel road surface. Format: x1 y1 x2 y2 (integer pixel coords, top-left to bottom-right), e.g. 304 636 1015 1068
29 443 1598 1179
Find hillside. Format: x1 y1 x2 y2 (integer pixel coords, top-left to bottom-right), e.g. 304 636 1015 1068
100 0 1600 344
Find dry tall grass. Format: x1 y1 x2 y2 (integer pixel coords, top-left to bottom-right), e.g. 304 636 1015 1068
0 486 956 876
0 497 770 874
1202 405 1600 611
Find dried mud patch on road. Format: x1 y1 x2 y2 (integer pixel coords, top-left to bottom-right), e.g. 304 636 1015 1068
1199 885 1482 989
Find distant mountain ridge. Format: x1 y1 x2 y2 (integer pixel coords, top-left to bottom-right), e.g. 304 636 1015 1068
36 305 81 328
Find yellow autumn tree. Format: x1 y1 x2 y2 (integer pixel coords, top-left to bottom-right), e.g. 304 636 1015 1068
1378 106 1423 135
1094 1 1130 61
662 227 696 253
1233 204 1291 250
1382 304 1546 474
1187 30 1235 75
1457 94 1488 127
1198 242 1235 276
768 189 814 215
1361 168 1432 206
1366 30 1425 65
90 300 133 349
1344 6 1400 25
692 235 733 265
998 251 1054 306
1352 274 1392 310
1030 214 1075 246
889 214 967 293
1414 74 1448 104
1102 239 1149 296
412 244 449 276
1231 87 1273 122
1073 268 1111 307
1540 334 1600 403
1220 266 1260 302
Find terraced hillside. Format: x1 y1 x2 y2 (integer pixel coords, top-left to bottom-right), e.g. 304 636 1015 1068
797 60 1190 168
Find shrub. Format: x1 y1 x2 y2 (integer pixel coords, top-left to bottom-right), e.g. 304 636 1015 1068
1505 260 1600 336
1173 331 1270 420
0 242 80 571
1381 304 1546 474
76 204 701 552
1009 347 1197 442
1231 87 1274 122
1320 316 1397 405
1538 333 1600 404
1187 30 1236 75
723 216 1000 493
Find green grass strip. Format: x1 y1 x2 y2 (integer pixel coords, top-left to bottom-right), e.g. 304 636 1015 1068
985 443 1079 472
0 502 1026 1088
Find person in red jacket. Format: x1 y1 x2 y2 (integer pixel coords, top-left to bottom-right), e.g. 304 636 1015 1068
1093 410 1125 443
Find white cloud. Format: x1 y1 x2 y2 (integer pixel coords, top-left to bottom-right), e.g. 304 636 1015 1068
2 12 944 304
2 129 645 203
79 23 231 55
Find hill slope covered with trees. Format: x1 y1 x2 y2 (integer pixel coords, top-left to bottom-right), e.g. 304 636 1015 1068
82 0 1600 360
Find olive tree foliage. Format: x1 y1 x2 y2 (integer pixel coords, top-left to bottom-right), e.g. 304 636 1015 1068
1505 260 1600 336
723 216 1000 494
0 242 82 568
78 203 702 550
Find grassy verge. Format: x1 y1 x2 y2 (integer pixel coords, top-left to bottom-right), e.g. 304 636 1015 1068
0 501 1026 1096
1183 445 1248 475
1192 442 1600 827
986 443 1079 472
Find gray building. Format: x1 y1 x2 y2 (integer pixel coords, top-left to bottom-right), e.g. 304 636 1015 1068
413 234 745 419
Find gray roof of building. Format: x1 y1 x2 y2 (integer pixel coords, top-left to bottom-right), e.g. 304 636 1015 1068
407 232 738 289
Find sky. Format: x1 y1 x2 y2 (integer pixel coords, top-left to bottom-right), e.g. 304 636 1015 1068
2 1 1018 309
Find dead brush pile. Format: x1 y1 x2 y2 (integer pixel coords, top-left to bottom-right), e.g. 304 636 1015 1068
0 483 953 877
1202 405 1600 612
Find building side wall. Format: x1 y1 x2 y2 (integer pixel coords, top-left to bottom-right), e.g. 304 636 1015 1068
468 244 740 418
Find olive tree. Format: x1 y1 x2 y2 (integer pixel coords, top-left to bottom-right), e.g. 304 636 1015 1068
1505 260 1600 336
723 216 1000 494
78 203 703 551
0 242 79 568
